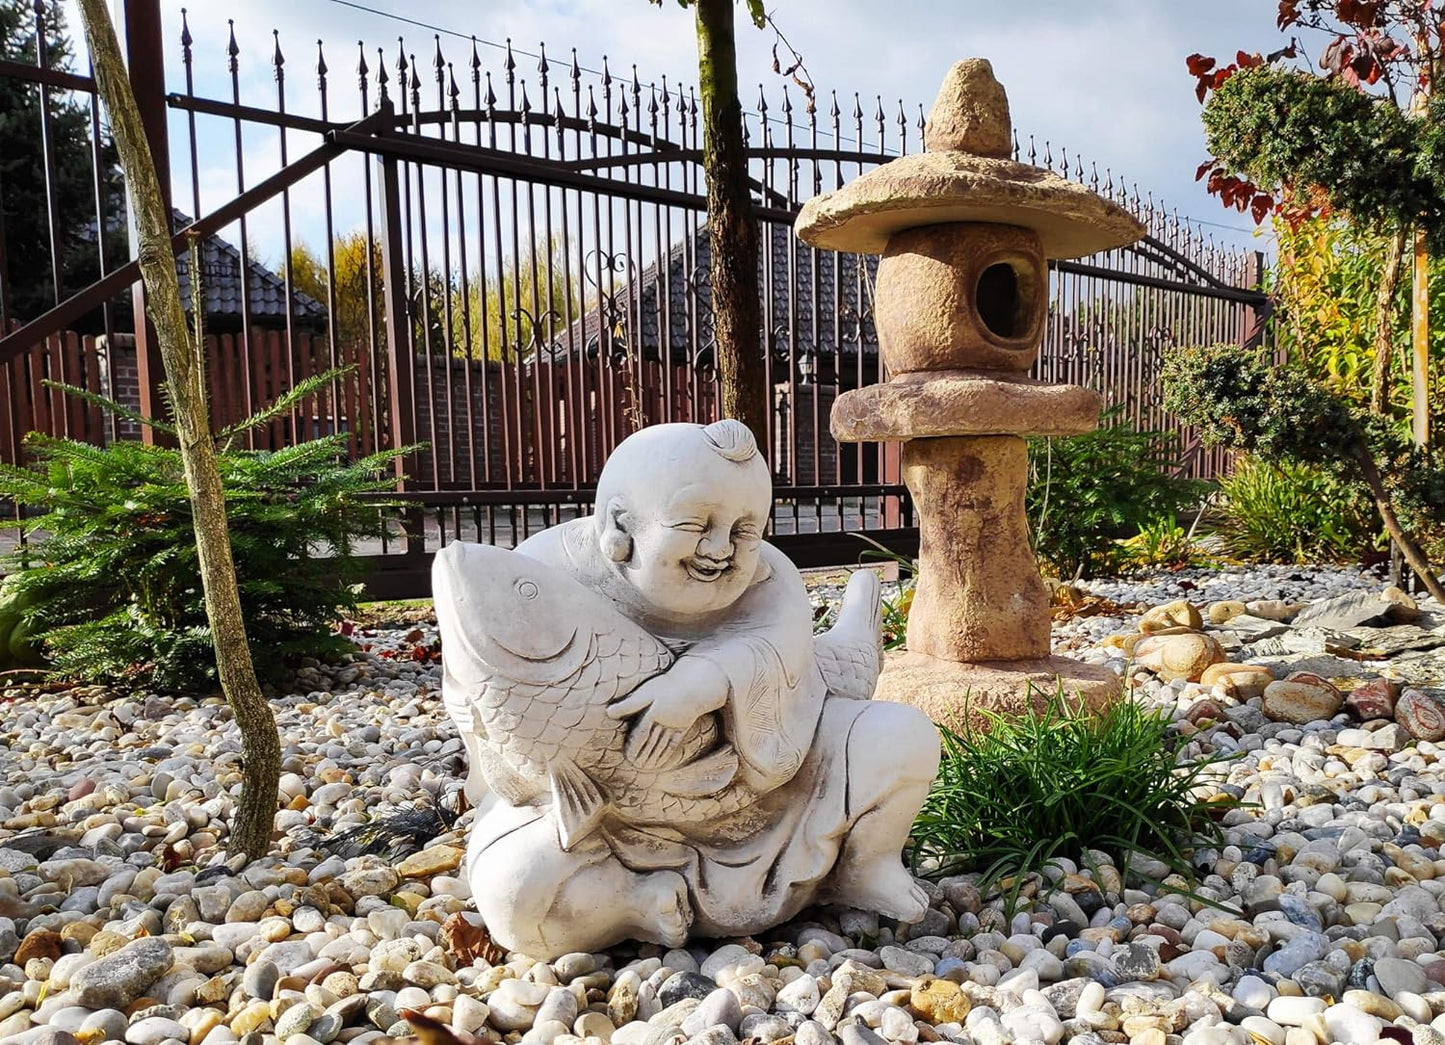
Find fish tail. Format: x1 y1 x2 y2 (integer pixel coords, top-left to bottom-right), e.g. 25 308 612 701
549 758 611 852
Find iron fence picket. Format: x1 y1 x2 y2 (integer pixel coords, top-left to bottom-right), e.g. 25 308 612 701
0 0 1274 589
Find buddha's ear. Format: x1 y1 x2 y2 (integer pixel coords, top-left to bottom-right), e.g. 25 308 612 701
600 497 633 564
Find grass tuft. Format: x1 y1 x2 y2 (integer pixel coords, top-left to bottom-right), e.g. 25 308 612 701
908 686 1237 907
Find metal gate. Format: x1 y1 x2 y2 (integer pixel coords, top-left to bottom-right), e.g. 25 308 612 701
0 1 1270 596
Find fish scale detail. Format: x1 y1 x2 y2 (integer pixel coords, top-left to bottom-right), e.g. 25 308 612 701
434 543 885 852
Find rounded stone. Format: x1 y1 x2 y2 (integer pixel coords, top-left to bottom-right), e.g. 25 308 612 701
1206 601 1247 625
1397 689 1445 741
1199 663 1273 699
1139 600 1202 633
1263 674 1343 724
1133 632 1225 683
1345 678 1400 720
242 959 280 1000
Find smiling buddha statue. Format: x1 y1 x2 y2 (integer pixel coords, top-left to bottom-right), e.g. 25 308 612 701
433 419 940 958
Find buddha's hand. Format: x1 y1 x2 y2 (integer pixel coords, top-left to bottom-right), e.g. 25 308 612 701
607 655 731 771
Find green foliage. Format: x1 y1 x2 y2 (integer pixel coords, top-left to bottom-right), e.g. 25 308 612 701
1162 344 1445 570
1026 416 1207 579
652 0 767 29
450 239 581 362
840 536 916 651
1202 66 1440 237
1160 344 1359 468
1 1 125 324
908 689 1234 904
1212 456 1379 564
0 575 43 670
288 235 580 363
1112 514 1214 573
0 373 416 690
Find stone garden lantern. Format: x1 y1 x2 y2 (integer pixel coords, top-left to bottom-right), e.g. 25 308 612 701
795 59 1146 723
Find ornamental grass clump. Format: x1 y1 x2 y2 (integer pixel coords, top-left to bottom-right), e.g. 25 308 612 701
1211 456 1379 564
0 372 417 690
908 689 1234 904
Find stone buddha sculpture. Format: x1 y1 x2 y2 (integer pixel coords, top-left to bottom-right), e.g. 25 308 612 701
433 420 940 958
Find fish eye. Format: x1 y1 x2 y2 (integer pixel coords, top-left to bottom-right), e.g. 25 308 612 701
515 579 539 600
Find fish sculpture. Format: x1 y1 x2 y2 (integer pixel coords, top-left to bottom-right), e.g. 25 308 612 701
433 542 883 851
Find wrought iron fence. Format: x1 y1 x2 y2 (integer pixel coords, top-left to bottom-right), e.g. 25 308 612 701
0 1 1270 595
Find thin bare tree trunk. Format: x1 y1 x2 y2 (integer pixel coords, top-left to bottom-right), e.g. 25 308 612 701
1412 226 1431 446
1371 225 1407 413
76 0 279 860
694 0 768 449
1355 446 1445 603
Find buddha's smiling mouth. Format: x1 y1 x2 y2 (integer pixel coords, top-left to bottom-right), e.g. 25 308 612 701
684 557 732 582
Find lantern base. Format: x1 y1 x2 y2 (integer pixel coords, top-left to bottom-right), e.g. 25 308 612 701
871 650 1122 730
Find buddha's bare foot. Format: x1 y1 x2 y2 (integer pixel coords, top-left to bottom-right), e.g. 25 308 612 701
832 859 928 925
633 870 692 947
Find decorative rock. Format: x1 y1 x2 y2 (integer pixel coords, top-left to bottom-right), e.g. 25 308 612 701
338 864 399 897
242 959 280 1001
1140 600 1203 633
776 976 820 1016
878 946 933 978
1294 588 1411 630
1346 677 1400 720
1246 599 1306 621
576 1012 616 1042
1207 601 1247 625
14 928 62 965
274 1002 317 1039
659 973 719 1008
490 978 551 1032
1262 673 1343 724
123 1016 190 1045
395 845 464 878
1133 633 1225 682
1199 663 1273 699
1320 1005 1384 1045
80 1011 130 1042
1375 956 1430 999
1264 997 1326 1026
71 937 174 1010
1382 584 1419 621
680 989 743 1036
1397 688 1445 741
909 978 970 1023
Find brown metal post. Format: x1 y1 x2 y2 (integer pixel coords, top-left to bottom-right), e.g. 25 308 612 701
115 0 170 439
376 116 424 557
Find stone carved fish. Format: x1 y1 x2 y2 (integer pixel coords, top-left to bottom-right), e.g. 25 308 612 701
813 569 884 701
433 542 744 851
433 543 885 852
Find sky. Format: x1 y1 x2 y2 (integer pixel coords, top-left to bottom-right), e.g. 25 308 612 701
54 0 1296 262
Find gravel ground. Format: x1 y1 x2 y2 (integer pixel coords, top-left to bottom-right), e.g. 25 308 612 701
1 565 1444 1045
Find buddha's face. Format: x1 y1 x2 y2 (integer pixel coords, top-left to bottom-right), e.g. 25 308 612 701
610 455 771 620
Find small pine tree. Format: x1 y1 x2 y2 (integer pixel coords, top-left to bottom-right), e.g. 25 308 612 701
0 371 417 690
